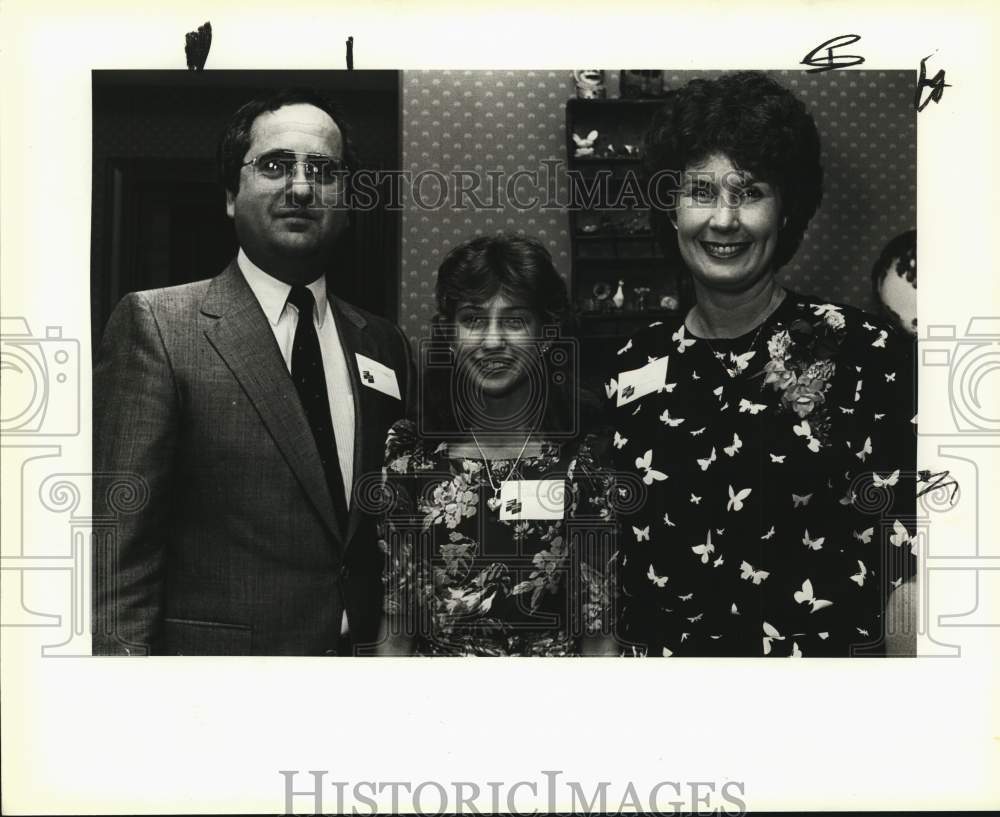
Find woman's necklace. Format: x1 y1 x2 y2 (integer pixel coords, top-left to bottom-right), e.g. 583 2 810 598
469 430 533 512
703 324 766 379
692 288 785 380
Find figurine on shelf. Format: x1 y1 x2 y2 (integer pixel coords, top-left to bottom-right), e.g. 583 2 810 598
573 69 606 99
572 129 599 157
602 143 634 159
612 280 625 309
621 213 650 235
633 286 651 312
619 70 665 98
592 281 613 312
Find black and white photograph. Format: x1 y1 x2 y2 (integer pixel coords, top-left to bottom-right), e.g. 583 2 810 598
90 70 407 656
2 1 998 814
90 67 918 658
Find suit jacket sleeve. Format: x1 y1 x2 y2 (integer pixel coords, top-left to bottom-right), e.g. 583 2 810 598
92 292 179 655
393 322 417 422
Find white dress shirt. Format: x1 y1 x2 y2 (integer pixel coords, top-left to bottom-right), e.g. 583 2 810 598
238 248 356 507
239 251 356 639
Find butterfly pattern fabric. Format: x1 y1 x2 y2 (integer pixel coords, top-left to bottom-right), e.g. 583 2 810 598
379 419 617 656
607 292 917 656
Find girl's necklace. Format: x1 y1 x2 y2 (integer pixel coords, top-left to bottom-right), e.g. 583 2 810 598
469 430 533 512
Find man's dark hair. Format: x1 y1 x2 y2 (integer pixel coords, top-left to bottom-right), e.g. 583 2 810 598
643 71 824 296
217 87 359 196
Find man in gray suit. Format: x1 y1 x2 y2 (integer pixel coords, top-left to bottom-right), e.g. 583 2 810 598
93 89 412 655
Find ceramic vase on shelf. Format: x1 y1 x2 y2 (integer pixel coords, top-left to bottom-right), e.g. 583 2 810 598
612 280 625 309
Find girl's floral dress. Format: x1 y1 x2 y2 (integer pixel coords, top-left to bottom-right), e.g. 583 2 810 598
380 419 616 656
607 291 917 656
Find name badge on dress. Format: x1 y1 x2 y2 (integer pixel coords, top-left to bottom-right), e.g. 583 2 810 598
499 479 565 521
355 353 401 400
616 356 669 407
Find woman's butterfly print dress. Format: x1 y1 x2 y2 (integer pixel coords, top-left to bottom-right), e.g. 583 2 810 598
607 292 917 656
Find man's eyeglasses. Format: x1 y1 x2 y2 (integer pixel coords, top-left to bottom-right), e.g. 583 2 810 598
241 151 347 185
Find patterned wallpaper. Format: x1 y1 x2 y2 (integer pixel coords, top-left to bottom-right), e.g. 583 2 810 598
773 70 916 306
398 69 916 344
400 70 573 343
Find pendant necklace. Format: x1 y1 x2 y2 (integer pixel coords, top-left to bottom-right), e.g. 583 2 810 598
469 430 533 512
695 288 785 380
703 324 766 379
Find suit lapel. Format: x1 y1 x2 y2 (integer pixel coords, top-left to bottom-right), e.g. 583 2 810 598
200 261 344 546
331 297 382 549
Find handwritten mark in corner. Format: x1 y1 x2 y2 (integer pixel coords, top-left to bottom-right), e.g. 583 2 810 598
914 53 951 112
801 34 865 73
184 22 212 71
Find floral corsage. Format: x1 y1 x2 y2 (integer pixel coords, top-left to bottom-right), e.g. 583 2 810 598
762 304 846 447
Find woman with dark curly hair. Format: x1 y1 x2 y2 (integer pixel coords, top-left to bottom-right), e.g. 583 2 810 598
378 233 617 656
607 71 917 657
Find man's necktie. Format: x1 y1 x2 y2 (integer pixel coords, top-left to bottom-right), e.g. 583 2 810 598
287 285 349 534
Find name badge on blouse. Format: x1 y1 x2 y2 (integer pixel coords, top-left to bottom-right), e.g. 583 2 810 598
499 479 565 521
616 356 669 407
355 353 401 399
